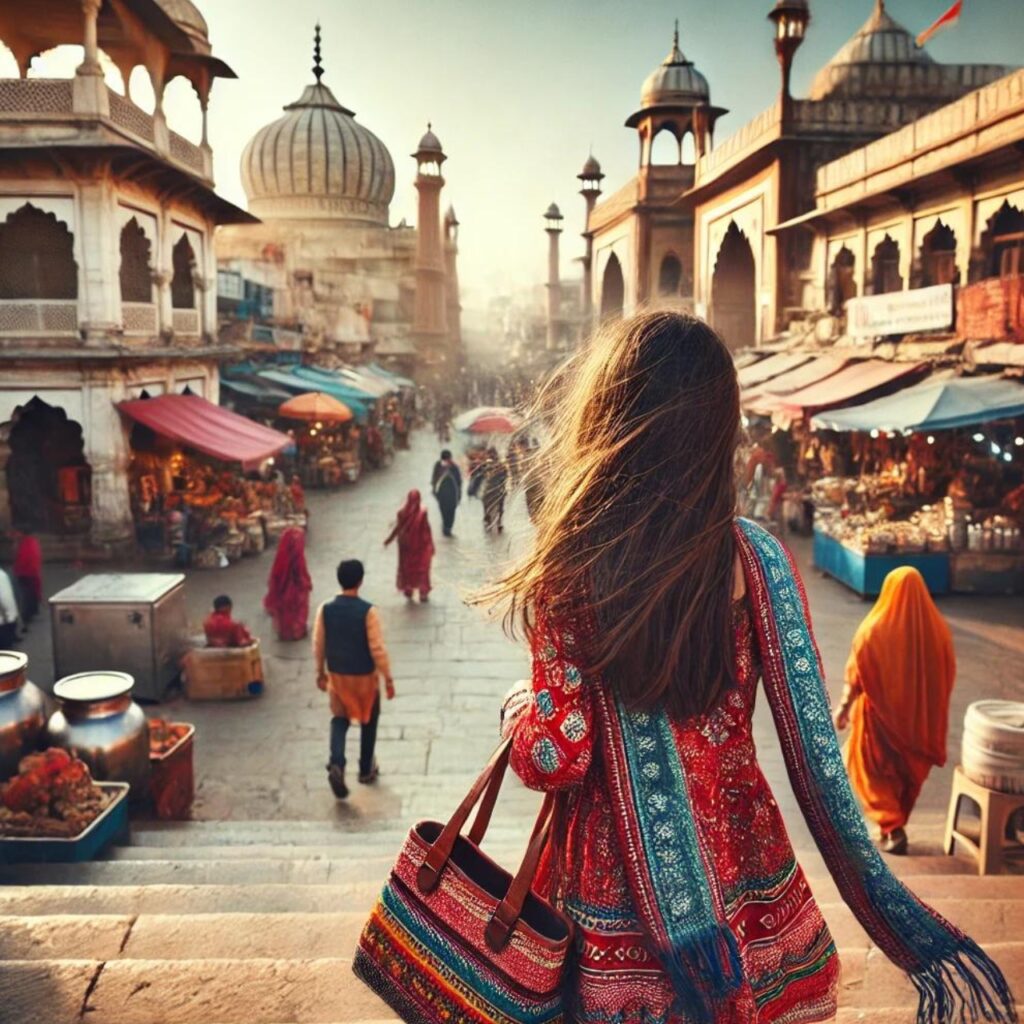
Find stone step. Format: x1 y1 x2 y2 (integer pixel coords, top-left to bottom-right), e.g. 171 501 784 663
4 945 1021 1023
1 898 1020 961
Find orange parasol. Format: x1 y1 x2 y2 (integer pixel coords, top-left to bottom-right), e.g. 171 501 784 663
278 391 353 423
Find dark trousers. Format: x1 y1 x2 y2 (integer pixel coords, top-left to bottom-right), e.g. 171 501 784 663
438 499 457 536
15 577 38 623
0 622 17 647
330 693 380 776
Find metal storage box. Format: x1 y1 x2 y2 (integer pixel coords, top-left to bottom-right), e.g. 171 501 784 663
49 574 188 701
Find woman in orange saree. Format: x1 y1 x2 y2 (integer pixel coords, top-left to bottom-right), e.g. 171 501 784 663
834 566 956 854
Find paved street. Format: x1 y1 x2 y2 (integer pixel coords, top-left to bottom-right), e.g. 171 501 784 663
16 428 1024 853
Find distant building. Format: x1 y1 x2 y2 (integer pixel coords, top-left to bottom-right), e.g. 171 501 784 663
216 29 462 379
0 0 251 552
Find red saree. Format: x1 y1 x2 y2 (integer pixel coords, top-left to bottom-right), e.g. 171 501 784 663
386 490 434 596
263 527 312 641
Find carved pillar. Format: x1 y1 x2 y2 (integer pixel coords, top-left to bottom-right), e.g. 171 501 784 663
84 377 133 548
78 0 103 76
76 174 121 344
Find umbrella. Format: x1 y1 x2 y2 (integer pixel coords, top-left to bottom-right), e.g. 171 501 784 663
278 391 353 423
453 406 522 434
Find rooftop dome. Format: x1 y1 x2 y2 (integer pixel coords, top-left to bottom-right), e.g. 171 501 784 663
809 0 933 101
639 24 710 110
579 153 603 178
155 0 211 53
240 26 395 226
415 124 445 157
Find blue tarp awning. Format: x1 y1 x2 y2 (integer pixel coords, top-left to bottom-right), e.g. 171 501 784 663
292 366 379 401
368 362 415 388
256 369 371 422
812 375 1024 433
221 378 293 402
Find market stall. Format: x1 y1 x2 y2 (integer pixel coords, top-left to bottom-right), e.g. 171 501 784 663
807 375 1024 596
118 394 299 566
277 391 362 487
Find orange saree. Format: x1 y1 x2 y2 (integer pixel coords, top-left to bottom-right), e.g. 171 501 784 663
843 567 956 833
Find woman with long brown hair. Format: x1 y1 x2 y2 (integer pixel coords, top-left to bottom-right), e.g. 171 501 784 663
491 312 1013 1024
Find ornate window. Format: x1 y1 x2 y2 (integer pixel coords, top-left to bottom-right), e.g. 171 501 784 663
0 203 77 299
829 246 857 313
170 233 196 309
658 254 683 296
982 201 1024 279
600 254 625 318
870 235 902 295
119 218 152 303
919 221 957 287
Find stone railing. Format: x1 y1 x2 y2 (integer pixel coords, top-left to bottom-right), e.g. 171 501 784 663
0 300 77 335
122 302 158 336
172 309 200 337
815 68 1024 203
695 100 782 185
0 77 210 184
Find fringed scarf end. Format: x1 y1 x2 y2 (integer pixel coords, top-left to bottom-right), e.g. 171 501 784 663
663 923 744 1024
910 938 1018 1024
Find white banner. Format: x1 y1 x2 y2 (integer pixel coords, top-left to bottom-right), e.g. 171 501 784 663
846 284 954 339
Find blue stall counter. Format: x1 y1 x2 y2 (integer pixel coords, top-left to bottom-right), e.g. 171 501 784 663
813 529 950 597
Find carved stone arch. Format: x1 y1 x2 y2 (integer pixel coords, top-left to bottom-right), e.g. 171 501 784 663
170 232 196 309
658 252 684 296
710 221 755 350
870 234 902 295
120 216 153 303
918 219 958 287
600 253 625 319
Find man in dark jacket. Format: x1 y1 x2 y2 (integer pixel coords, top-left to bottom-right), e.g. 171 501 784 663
430 449 463 538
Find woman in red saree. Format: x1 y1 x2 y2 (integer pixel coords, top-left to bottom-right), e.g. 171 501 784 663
263 526 312 640
12 530 42 624
385 489 434 603
834 566 956 855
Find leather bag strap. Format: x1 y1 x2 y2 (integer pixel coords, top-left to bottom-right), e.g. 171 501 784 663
485 792 556 953
467 744 508 845
417 739 511 892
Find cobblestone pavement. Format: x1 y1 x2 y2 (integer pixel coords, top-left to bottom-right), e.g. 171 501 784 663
16 429 1024 850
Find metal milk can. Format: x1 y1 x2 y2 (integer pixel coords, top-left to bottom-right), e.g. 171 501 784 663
0 651 46 779
45 671 150 798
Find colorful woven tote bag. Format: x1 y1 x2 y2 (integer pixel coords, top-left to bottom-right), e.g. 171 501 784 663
353 739 572 1024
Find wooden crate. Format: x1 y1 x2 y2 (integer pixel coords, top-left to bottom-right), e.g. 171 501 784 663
183 642 265 701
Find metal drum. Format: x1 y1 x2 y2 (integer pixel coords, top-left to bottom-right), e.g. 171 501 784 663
45 671 150 799
0 651 46 780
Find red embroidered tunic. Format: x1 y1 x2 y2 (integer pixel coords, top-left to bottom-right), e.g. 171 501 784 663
507 600 840 1024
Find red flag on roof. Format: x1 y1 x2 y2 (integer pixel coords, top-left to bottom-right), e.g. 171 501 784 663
916 0 963 47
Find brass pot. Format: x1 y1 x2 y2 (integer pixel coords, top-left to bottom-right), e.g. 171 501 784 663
0 651 46 780
45 671 150 799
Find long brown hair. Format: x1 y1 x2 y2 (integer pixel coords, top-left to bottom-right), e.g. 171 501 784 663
484 310 741 720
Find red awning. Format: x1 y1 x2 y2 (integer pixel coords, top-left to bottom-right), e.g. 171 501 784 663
742 355 853 413
778 360 927 414
118 393 290 468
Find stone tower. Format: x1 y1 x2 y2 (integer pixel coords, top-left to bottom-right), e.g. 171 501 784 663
544 203 564 351
443 204 462 366
412 125 448 379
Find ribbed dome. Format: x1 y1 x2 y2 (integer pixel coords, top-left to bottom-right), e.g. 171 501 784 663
156 0 211 53
580 154 603 177
640 25 710 110
240 33 395 225
809 0 933 100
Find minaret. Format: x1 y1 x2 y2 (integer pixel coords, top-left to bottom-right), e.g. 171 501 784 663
768 0 810 103
443 204 462 367
578 154 604 333
412 124 448 378
544 203 564 351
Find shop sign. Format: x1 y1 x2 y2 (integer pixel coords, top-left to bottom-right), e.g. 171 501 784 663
847 284 954 339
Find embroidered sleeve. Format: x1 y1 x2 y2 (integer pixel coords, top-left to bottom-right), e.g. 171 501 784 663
507 606 593 791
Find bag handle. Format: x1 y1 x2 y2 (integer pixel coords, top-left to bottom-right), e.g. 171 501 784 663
484 792 556 952
417 739 512 892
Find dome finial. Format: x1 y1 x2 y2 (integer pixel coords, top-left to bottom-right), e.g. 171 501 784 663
674 19 680 51
665 18 686 65
312 22 324 84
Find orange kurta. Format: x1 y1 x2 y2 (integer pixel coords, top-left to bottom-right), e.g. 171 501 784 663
843 566 956 832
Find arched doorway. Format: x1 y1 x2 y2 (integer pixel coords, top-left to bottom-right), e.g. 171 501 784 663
870 235 902 294
600 254 625 318
829 246 857 313
918 220 957 286
711 222 756 350
6 398 91 534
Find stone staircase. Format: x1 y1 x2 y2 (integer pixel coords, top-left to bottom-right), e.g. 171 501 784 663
1 819 1021 1024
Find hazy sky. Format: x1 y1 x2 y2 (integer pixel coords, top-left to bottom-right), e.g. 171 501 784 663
9 1 1024 306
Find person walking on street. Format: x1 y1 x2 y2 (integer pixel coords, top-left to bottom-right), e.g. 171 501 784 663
481 447 508 534
833 566 956 856
313 559 394 798
385 490 435 602
431 449 462 538
11 530 42 625
263 527 313 640
488 311 1013 1024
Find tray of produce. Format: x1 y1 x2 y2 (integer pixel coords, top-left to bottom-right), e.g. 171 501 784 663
0 748 129 863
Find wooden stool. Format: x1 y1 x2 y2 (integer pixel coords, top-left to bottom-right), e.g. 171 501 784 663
944 765 1024 875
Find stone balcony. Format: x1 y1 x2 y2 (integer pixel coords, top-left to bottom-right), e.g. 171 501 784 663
0 75 212 184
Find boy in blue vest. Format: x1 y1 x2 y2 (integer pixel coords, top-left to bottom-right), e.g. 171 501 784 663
313 559 395 799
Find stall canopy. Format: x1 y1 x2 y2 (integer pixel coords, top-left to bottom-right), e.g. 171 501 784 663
220 378 293 403
742 355 853 413
118 394 290 469
257 369 371 422
294 366 379 400
736 352 813 390
812 375 1024 433
368 362 415 388
777 359 926 415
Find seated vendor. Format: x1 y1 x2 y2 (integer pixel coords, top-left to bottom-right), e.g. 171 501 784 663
203 595 255 648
